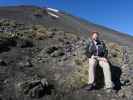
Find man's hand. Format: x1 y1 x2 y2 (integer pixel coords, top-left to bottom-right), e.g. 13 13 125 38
98 57 108 62
91 55 98 59
91 56 108 62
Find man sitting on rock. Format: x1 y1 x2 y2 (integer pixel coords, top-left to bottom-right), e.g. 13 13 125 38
84 31 114 92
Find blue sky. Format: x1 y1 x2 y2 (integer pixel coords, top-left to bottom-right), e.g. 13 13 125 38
0 0 133 36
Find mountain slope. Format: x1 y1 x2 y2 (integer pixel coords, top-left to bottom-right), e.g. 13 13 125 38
0 5 132 46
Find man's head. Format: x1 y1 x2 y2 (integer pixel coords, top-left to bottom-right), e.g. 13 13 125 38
91 31 100 41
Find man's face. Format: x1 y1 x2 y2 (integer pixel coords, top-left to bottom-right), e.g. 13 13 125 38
91 33 99 40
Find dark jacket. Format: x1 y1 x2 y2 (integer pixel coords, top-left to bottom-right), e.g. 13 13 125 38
85 39 108 58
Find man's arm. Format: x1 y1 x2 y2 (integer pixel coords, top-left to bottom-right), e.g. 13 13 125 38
85 40 93 58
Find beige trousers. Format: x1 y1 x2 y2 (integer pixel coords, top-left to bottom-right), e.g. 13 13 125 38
88 56 114 88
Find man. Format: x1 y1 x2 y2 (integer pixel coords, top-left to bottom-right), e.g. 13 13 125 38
84 31 114 92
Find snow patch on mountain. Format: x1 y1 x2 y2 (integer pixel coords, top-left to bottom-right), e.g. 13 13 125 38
47 7 59 13
46 7 60 18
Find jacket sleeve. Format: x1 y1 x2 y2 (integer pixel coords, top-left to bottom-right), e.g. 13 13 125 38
85 40 93 58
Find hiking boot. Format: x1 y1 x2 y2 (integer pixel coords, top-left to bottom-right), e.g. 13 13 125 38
82 83 96 91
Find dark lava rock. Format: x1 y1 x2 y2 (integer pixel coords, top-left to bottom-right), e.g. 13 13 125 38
46 46 59 54
18 78 54 98
0 59 7 66
0 38 17 53
50 49 64 57
16 39 34 48
17 60 32 68
45 46 65 57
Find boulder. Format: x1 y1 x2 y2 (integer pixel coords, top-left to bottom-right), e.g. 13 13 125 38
17 78 53 98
